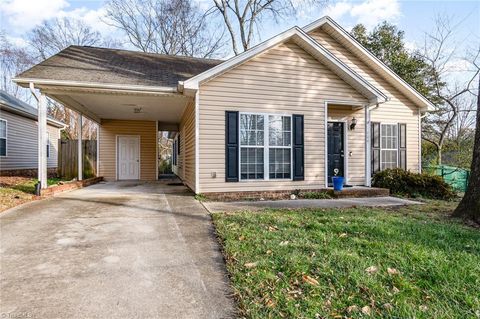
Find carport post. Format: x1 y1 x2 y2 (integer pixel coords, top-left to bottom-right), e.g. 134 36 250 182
77 113 83 181
29 83 47 189
38 94 48 189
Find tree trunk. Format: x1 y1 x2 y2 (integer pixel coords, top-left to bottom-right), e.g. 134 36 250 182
437 146 442 165
453 78 480 223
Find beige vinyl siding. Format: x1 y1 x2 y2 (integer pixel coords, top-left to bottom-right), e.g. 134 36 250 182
198 41 368 193
99 119 156 181
177 100 196 190
328 106 365 185
0 110 60 170
309 29 421 172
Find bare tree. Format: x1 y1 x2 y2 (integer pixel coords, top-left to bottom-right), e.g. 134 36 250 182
105 0 226 58
28 17 119 139
0 31 35 100
29 17 120 60
453 76 480 223
211 0 326 55
420 15 480 165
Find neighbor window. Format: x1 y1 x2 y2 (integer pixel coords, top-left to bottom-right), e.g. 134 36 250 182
240 113 292 180
0 119 6 156
380 124 398 170
46 132 50 158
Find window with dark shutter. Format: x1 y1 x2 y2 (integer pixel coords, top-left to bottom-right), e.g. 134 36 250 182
292 114 304 181
398 123 407 170
225 111 239 182
371 122 380 175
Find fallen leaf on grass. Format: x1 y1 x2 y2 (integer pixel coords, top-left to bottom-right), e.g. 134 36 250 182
361 305 371 316
387 267 400 275
266 249 272 255
302 275 319 286
279 241 289 246
244 262 258 268
347 305 358 313
419 305 428 312
383 303 393 311
265 298 276 308
268 225 279 231
392 286 400 294
339 233 348 238
365 266 378 274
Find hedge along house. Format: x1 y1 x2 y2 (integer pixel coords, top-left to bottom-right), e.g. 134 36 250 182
14 16 434 193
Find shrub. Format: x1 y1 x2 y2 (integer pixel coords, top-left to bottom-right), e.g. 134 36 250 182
372 168 456 200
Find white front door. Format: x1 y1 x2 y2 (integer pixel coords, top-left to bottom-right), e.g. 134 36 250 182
117 136 140 180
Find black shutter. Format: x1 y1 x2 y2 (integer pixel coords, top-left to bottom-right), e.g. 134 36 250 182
225 111 239 182
371 122 380 175
292 114 304 181
398 123 407 170
177 134 181 155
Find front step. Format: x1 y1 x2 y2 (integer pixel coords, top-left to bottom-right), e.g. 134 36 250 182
330 187 389 198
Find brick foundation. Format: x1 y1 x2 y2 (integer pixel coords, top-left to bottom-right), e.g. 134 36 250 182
0 168 58 178
203 187 389 201
41 177 103 196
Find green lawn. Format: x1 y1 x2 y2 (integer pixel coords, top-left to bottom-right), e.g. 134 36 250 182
212 201 480 318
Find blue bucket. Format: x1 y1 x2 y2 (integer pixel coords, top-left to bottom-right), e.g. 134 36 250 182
332 176 344 191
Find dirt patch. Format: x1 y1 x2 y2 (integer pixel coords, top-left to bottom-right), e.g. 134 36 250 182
0 176 33 188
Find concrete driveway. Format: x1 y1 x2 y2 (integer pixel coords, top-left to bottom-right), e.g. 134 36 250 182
0 182 235 319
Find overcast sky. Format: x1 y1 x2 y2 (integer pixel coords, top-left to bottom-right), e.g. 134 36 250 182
1 0 479 81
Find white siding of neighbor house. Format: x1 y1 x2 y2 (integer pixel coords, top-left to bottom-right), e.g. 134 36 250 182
198 41 369 193
0 110 61 170
309 28 421 172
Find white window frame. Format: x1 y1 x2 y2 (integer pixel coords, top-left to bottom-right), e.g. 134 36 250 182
239 112 293 181
380 123 399 170
0 119 7 157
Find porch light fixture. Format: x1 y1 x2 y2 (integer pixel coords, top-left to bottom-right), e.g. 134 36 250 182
350 117 357 130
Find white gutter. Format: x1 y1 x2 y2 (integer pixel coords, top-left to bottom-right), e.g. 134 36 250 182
15 78 178 94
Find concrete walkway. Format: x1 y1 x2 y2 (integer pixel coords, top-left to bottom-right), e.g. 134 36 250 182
203 196 421 213
0 182 235 319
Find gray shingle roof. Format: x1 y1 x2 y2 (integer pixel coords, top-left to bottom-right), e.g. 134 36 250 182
0 90 38 117
16 46 224 88
0 90 65 127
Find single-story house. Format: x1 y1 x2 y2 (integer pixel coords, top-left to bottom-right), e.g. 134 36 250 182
13 16 434 194
0 90 64 176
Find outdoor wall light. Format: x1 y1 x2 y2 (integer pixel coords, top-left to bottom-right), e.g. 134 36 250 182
350 117 357 130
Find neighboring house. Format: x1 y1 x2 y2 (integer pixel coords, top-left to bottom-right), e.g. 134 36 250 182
13 16 434 194
0 90 64 176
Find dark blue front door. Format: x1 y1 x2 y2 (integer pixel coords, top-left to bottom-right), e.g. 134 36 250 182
327 122 345 185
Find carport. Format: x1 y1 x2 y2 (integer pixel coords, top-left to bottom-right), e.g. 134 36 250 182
13 45 221 188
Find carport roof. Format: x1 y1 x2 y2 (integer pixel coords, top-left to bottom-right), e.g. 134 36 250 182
15 45 223 89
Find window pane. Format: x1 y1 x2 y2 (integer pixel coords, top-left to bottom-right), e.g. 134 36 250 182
268 148 291 179
240 147 264 180
0 139 5 156
269 115 291 146
240 114 264 146
0 120 5 138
